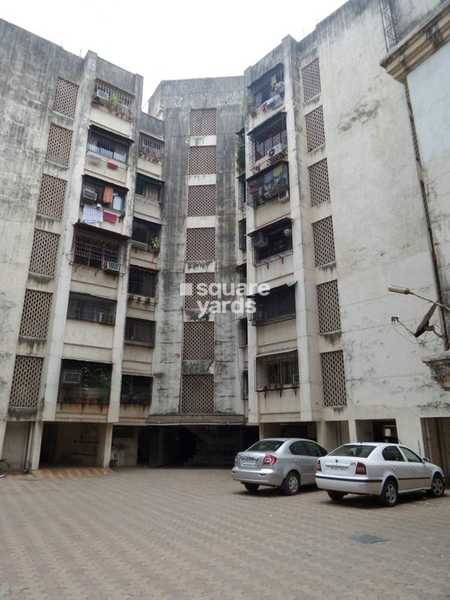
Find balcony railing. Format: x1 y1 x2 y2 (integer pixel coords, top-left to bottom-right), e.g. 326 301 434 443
87 129 128 163
73 230 122 273
92 80 133 121
138 134 164 163
251 219 292 263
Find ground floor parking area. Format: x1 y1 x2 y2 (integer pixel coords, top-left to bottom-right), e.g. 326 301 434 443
0 469 449 599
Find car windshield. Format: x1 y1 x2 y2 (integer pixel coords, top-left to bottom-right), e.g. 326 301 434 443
329 444 376 458
247 440 284 452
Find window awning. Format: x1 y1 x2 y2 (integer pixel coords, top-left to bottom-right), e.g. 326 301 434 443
247 216 292 237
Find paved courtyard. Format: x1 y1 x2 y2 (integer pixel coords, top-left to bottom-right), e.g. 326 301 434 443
0 468 449 600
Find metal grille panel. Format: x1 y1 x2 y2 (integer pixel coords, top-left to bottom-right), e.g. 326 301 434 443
317 280 341 334
29 229 59 277
46 124 72 166
308 158 330 206
183 321 214 360
53 77 78 118
321 350 347 407
19 289 53 340
302 59 321 102
190 109 217 136
312 216 335 267
9 356 43 411
37 174 66 219
187 185 216 216
185 227 216 262
181 374 214 414
184 272 216 311
305 106 325 151
188 146 216 175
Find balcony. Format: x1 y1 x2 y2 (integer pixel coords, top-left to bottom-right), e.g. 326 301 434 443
251 284 296 325
67 292 116 326
247 163 289 208
250 218 292 264
80 176 127 233
72 226 123 275
134 174 162 221
137 133 164 179
127 267 158 312
58 360 111 410
125 318 155 347
247 64 285 128
249 113 287 176
91 80 134 138
130 219 161 269
121 375 152 407
85 127 130 185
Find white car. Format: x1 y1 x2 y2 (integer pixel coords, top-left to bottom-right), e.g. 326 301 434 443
316 442 446 506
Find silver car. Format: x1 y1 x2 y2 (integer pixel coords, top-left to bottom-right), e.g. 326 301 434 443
316 442 446 506
232 438 328 495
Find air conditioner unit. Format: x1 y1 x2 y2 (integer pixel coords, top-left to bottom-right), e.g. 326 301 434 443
253 231 268 248
82 185 98 202
62 370 82 385
103 260 120 273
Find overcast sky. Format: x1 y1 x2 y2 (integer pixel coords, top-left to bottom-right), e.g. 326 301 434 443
2 0 346 105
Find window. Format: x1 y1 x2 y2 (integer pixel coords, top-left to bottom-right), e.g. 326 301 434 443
252 113 287 162
185 227 215 263
312 216 335 267
138 134 163 162
254 285 296 323
239 219 247 252
249 64 284 110
46 124 72 166
53 77 78 119
125 318 155 346
252 219 292 263
400 446 423 463
9 356 43 413
247 163 289 206
305 441 326 457
247 440 285 452
59 360 111 405
242 370 248 401
239 319 248 347
305 106 325 152
289 441 307 456
67 293 116 325
329 444 376 458
290 441 322 456
190 109 216 136
121 375 152 406
301 59 321 102
262 352 299 388
135 174 161 203
73 228 121 272
128 267 157 297
87 128 128 163
382 446 405 462
132 218 161 252
317 280 341 334
321 350 346 407
81 176 126 212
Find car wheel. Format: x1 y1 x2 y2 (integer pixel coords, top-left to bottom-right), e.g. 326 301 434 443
379 478 398 507
429 474 445 498
281 471 300 496
244 483 259 494
327 491 346 502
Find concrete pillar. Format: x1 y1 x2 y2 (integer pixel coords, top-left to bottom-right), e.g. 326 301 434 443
0 419 6 459
348 419 357 442
29 421 44 471
97 423 113 468
396 413 424 455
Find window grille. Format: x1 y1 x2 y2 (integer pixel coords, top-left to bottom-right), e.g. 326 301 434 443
190 109 217 136
260 351 299 388
121 375 152 406
9 356 43 411
321 350 347 406
252 113 287 162
135 174 161 203
308 158 330 206
181 374 214 414
128 267 157 297
184 272 216 311
254 285 296 323
131 218 161 252
185 228 215 262
249 64 284 111
305 106 325 151
188 146 216 175
183 321 214 360
252 220 292 263
125 318 155 346
19 289 52 340
59 360 111 405
239 219 247 252
81 176 126 211
46 124 72 166
67 293 116 325
312 216 335 267
73 228 121 272
37 174 66 220
301 59 321 102
87 129 128 163
247 163 289 206
53 77 78 118
317 280 341 334
138 134 163 162
93 80 133 120
29 229 59 277
187 185 216 216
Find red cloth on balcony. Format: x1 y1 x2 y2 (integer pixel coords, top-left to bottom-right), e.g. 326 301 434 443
103 185 114 204
103 210 118 224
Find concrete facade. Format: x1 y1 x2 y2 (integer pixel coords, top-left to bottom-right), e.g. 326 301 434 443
0 0 449 473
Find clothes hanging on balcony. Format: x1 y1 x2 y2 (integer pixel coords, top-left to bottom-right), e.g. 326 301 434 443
82 204 103 225
103 210 118 224
102 185 114 205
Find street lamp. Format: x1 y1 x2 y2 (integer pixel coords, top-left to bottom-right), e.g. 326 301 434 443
388 286 450 312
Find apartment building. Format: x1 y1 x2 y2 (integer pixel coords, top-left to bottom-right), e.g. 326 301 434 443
0 0 449 474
